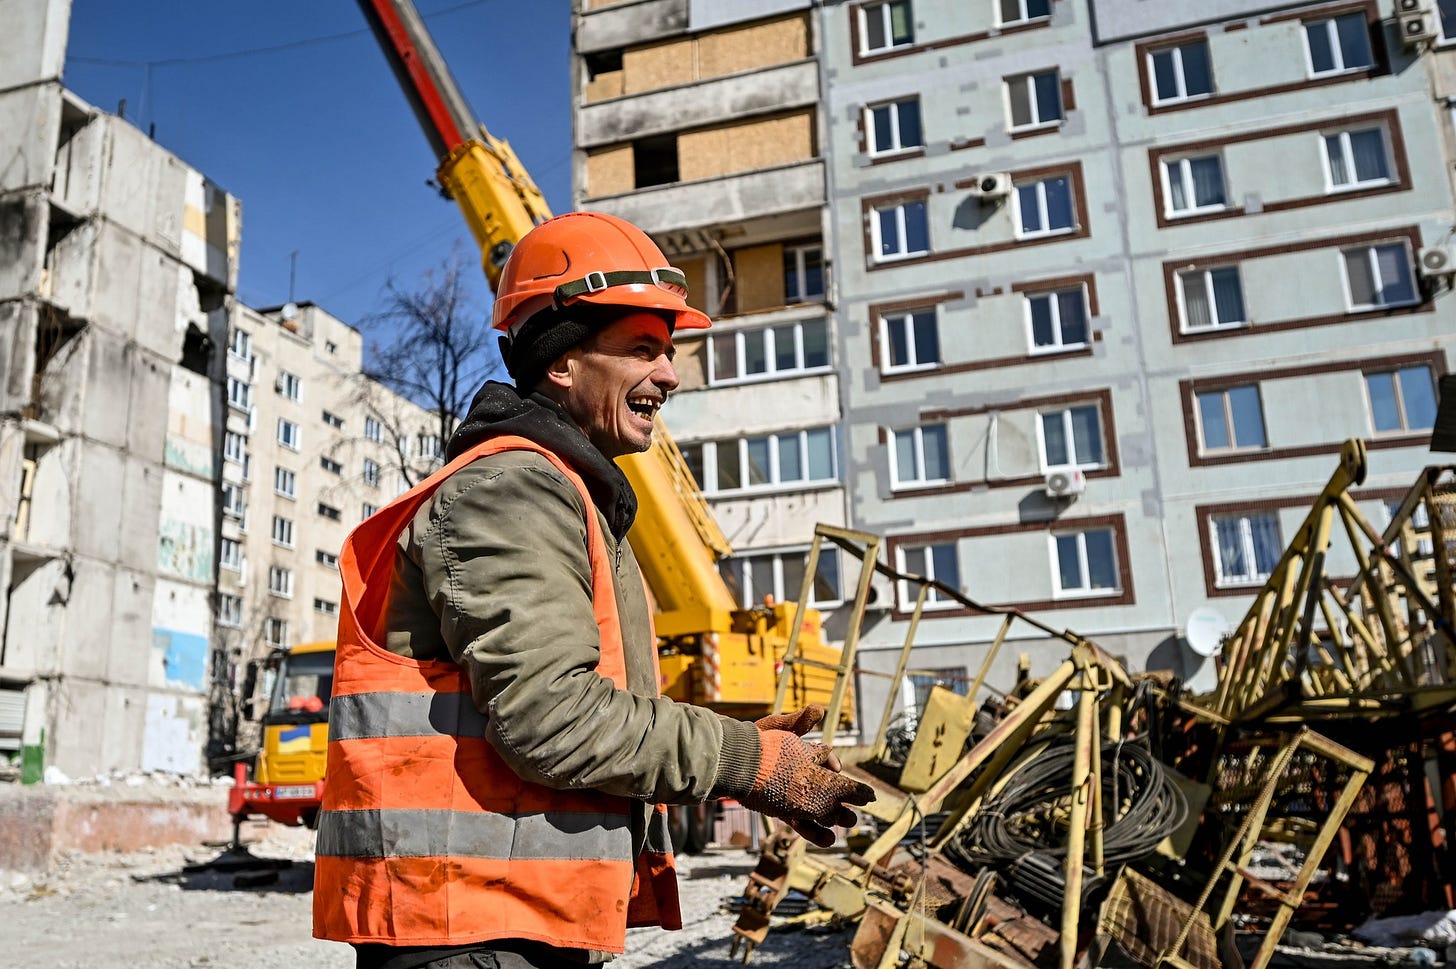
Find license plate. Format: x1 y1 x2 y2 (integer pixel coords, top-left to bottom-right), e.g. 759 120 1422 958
274 785 316 800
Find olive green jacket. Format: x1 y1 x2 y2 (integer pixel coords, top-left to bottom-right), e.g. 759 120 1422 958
373 448 760 804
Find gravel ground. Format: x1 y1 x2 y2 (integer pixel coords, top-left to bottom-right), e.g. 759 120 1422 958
0 823 856 969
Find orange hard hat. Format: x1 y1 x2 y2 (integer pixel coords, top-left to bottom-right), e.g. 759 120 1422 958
492 211 711 334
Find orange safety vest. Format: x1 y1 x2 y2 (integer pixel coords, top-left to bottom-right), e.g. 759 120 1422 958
313 435 681 951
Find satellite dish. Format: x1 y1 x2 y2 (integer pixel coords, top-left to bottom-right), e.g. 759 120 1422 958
1184 606 1231 658
281 302 299 321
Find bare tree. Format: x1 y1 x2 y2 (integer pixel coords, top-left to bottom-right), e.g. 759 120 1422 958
359 247 504 487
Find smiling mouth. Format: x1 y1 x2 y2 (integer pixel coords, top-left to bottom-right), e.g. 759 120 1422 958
627 395 662 421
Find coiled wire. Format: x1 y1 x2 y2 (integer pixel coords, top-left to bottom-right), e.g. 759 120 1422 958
945 736 1187 874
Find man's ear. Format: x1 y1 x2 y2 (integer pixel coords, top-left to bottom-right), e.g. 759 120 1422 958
542 350 575 392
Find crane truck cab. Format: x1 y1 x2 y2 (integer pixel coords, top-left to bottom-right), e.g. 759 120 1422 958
227 640 335 833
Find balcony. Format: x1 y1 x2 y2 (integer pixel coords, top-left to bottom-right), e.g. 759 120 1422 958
588 159 824 236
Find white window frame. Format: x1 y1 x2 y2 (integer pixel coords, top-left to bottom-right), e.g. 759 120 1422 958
223 431 246 464
870 200 930 262
1365 366 1437 435
314 598 339 616
1148 40 1213 105
880 308 940 373
1321 126 1392 192
277 418 300 451
322 410 344 429
274 466 296 499
222 483 246 520
1049 528 1120 598
278 370 301 402
1210 512 1282 588
784 244 825 304
363 502 379 519
271 515 295 549
1004 69 1063 131
267 566 294 600
866 97 923 156
996 0 1051 27
889 424 950 490
317 502 341 521
1013 176 1075 239
1341 242 1418 311
1036 405 1103 472
228 328 252 361
695 427 839 495
721 546 845 609
1303 13 1373 77
226 376 252 412
1176 266 1247 332
1160 154 1227 217
218 594 243 628
364 416 383 444
706 319 831 386
1195 385 1267 453
1024 287 1090 354
895 541 961 610
416 434 442 460
859 0 914 55
220 537 243 572
316 549 339 568
265 617 288 649
363 458 381 488
320 455 342 475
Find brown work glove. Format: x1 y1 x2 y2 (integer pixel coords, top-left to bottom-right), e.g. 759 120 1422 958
740 705 874 847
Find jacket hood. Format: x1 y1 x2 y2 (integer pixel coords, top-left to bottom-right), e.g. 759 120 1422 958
446 381 637 541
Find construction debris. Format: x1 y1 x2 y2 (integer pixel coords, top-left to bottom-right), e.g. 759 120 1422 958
730 440 1456 969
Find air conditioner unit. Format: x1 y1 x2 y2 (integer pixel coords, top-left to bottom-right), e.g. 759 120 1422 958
1044 468 1086 498
969 172 1012 199
1396 0 1436 47
1418 245 1455 278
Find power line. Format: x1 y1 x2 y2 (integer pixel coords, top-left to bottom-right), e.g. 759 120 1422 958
68 0 500 69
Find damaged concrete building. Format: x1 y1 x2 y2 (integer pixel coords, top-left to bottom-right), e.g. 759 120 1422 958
0 1 240 777
572 0 1456 725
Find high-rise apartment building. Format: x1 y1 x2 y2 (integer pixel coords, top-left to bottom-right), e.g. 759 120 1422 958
572 0 855 620
574 0 1456 733
216 302 437 691
831 0 1455 716
0 0 240 776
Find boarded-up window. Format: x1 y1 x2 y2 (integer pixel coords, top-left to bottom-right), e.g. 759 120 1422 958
584 50 624 103
732 244 786 314
673 335 709 392
623 38 695 95
698 15 810 79
584 144 634 198
677 256 709 314
678 109 815 182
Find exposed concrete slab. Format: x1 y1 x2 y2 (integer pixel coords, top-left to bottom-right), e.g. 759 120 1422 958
0 301 39 413
0 782 230 873
688 0 810 32
0 0 71 92
0 84 62 196
578 58 817 147
590 159 824 234
0 194 46 300
577 0 688 54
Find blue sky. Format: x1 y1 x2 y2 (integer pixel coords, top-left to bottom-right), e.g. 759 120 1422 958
63 0 573 331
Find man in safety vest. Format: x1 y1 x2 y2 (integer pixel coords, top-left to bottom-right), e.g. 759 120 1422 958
314 211 874 969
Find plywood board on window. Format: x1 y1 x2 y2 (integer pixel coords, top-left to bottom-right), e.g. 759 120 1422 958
584 144 634 198
677 110 814 182
673 335 708 392
623 38 695 95
698 14 810 79
677 255 709 313
732 244 785 314
584 71 625 103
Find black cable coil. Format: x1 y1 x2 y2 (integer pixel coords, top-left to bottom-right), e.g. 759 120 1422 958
944 736 1187 888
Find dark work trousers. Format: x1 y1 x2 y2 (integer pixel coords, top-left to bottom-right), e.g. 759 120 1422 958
354 941 606 969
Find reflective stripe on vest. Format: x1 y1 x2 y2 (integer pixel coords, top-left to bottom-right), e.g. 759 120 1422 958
312 435 681 951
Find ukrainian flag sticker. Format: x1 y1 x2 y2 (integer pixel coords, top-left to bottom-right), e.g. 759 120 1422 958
276 725 313 754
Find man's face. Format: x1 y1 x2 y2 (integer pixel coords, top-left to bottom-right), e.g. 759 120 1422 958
556 311 680 459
